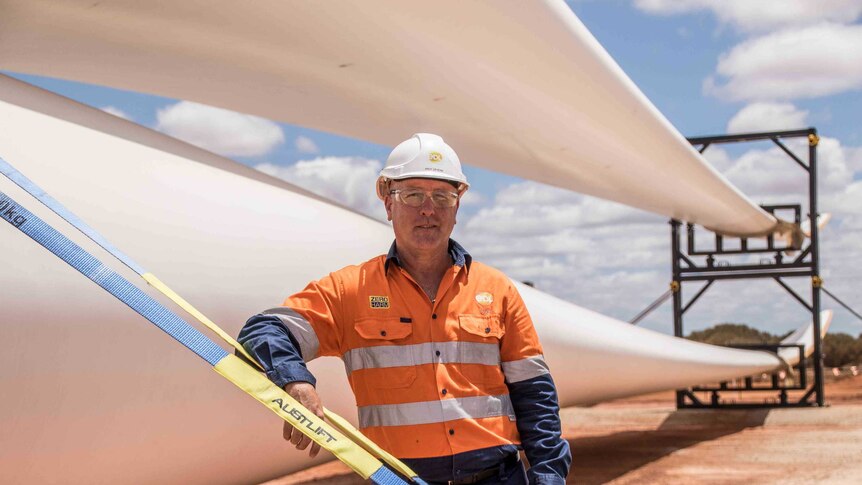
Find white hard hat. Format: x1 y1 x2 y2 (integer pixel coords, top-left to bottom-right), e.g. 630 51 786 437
376 133 469 199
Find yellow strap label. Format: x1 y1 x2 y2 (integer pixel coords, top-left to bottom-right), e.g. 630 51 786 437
214 354 381 479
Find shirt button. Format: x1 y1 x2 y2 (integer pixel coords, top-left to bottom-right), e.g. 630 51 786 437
449 429 455 435
432 313 438 319
380 330 387 337
441 388 447 395
435 350 441 357
485 327 491 333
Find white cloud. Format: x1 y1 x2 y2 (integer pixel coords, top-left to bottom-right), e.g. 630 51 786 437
294 135 320 154
705 23 862 101
255 157 386 221
846 146 862 172
155 101 284 157
634 0 862 33
830 179 862 217
101 106 130 120
463 182 659 239
817 137 857 193
701 146 733 172
723 147 809 200
720 136 852 202
459 189 485 207
727 102 809 133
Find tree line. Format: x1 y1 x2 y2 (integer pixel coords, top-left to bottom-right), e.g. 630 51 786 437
687 323 862 368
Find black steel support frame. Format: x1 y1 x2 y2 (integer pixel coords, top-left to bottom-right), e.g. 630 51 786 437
672 128 824 409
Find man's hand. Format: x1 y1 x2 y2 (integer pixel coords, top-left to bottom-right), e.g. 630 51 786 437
283 381 325 458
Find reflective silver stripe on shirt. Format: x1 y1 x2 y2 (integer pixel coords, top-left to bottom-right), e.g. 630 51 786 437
358 394 516 428
501 355 550 383
342 341 500 372
261 307 320 361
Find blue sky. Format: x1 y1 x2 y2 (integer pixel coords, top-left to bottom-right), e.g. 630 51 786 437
6 0 862 337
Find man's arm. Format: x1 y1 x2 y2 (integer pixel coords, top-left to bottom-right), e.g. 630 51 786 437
507 374 571 485
238 272 345 385
499 283 571 484
238 312 326 457
238 313 317 388
237 274 345 457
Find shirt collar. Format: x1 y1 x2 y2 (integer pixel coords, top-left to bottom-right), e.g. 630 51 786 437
385 238 472 272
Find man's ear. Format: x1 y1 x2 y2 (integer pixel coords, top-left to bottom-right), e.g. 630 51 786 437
385 196 393 221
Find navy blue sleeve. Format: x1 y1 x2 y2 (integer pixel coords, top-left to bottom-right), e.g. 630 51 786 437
237 314 317 388
507 374 571 484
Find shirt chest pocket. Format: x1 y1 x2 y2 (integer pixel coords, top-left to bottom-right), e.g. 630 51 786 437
349 317 416 389
457 314 505 339
457 314 504 387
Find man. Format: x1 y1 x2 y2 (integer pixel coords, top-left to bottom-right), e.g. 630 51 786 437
239 133 570 484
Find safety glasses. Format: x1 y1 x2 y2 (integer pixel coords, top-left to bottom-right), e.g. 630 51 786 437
390 188 459 208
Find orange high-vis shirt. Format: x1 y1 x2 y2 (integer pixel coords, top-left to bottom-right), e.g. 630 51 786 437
268 247 550 459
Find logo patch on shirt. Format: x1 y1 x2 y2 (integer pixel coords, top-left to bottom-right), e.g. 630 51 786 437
369 296 390 309
475 292 493 306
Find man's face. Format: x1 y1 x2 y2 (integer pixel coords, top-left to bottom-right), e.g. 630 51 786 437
385 178 460 254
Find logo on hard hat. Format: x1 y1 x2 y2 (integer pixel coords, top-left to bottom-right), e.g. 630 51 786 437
428 151 444 163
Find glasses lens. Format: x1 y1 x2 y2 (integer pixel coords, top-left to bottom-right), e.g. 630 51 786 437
399 190 426 207
431 191 458 207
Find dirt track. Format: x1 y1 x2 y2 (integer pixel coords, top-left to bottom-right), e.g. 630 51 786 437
263 373 862 484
